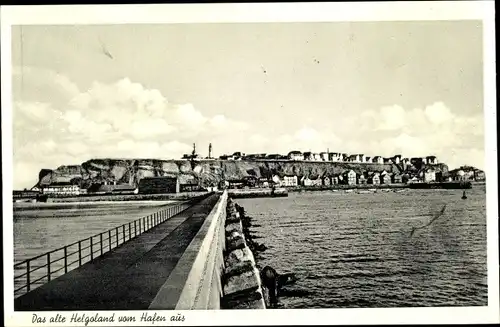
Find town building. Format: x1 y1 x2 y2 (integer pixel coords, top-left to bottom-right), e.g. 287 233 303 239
303 152 313 161
424 168 436 182
347 154 358 162
425 156 438 165
282 175 299 187
42 183 80 196
138 177 180 194
372 156 383 164
13 190 41 201
312 153 321 161
266 154 282 160
392 154 402 164
226 179 246 189
272 174 281 185
383 157 393 164
90 184 138 195
381 173 392 184
343 170 358 185
392 173 403 184
258 177 270 188
320 152 329 161
328 152 341 162
358 173 367 185
288 151 304 161
369 173 380 185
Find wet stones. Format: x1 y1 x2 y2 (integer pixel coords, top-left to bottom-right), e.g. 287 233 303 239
221 198 266 309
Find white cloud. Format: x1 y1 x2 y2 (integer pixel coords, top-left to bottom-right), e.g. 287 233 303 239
12 69 248 188
424 101 454 125
378 105 406 130
11 65 485 189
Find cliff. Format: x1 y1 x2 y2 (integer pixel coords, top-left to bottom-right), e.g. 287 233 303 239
37 159 449 188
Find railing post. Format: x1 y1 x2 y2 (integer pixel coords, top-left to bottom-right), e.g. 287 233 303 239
134 220 137 237
108 230 112 250
129 222 132 240
26 261 30 292
90 237 93 261
64 246 68 273
78 241 82 266
116 227 119 246
100 233 103 255
139 219 141 234
123 225 125 243
47 252 51 282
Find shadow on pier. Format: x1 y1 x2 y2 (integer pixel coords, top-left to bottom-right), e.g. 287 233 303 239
14 194 220 311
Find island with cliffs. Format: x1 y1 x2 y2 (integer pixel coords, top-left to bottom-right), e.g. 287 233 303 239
12 152 486 202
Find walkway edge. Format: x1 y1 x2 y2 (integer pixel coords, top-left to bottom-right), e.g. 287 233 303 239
148 192 227 310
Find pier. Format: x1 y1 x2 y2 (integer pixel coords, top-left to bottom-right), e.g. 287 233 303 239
14 191 267 311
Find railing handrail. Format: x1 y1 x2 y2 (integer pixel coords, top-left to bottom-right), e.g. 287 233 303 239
14 192 214 297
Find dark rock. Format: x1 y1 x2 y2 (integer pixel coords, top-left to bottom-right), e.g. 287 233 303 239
224 260 256 281
221 288 264 309
226 232 246 252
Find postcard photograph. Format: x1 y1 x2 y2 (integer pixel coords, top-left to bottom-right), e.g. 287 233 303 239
2 2 498 326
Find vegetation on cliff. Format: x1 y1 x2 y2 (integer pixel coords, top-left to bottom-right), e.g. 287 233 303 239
37 158 449 189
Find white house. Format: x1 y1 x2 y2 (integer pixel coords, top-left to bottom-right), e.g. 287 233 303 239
329 153 341 162
43 184 80 196
372 156 384 164
283 175 298 187
392 155 402 164
312 153 322 161
288 151 304 161
320 152 329 161
344 170 358 185
369 173 380 185
424 168 436 182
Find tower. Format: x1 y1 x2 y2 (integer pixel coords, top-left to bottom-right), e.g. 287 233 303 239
192 143 196 157
208 143 212 159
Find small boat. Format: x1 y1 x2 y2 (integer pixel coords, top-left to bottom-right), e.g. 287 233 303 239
358 190 371 194
345 189 353 193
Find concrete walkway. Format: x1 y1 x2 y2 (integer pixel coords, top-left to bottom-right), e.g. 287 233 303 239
14 194 220 311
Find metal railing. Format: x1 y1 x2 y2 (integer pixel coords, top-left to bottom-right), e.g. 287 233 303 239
13 194 212 298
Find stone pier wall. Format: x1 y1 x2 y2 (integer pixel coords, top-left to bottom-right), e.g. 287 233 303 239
220 198 267 309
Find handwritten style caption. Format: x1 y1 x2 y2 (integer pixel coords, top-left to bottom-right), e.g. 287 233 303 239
32 312 185 326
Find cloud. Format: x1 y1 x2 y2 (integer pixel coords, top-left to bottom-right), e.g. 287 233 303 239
12 68 248 188
11 65 485 189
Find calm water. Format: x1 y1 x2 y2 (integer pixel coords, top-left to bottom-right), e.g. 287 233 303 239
13 201 176 264
237 187 488 308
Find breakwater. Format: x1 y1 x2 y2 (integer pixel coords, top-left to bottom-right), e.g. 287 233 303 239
220 198 267 309
46 191 211 203
227 188 288 198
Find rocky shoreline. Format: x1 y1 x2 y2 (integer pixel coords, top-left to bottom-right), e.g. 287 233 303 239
220 198 267 309
221 198 300 309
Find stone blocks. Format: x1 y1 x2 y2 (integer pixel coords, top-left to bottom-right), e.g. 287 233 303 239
221 198 266 309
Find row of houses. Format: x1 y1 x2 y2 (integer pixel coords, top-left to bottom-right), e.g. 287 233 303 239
223 167 444 189
28 175 206 197
214 151 438 165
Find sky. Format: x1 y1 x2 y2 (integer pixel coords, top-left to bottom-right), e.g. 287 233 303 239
11 21 485 189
